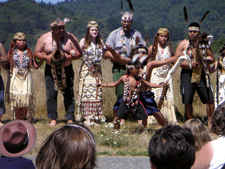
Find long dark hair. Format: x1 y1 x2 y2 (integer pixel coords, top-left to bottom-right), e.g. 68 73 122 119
36 124 96 169
84 26 103 49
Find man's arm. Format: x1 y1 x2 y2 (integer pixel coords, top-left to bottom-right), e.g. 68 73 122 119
66 33 82 61
205 47 215 64
104 31 116 60
34 34 52 64
105 45 129 65
175 40 199 69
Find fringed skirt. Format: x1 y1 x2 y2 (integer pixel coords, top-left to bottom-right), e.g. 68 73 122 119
9 68 33 110
148 71 177 124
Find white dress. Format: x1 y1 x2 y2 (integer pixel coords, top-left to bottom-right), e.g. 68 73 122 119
76 43 106 122
148 44 177 124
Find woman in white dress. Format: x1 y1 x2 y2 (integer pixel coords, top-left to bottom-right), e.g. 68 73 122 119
147 28 177 124
77 21 109 126
7 32 43 121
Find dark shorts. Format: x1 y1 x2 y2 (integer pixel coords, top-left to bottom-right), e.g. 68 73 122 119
180 69 214 104
113 96 123 110
139 91 160 115
116 100 148 120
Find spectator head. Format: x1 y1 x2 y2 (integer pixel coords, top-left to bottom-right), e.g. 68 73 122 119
183 118 211 152
0 120 36 157
148 125 195 169
211 101 225 136
36 124 96 169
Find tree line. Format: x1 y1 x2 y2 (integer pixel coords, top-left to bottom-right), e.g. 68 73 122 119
0 0 224 56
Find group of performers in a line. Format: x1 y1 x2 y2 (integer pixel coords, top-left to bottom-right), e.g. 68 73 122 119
0 1 223 130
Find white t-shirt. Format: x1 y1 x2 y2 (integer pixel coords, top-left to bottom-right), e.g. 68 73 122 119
210 136 225 169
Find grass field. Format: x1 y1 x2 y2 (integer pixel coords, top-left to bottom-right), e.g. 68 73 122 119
0 59 216 157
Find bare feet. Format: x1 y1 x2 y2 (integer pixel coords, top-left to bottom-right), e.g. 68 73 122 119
49 120 57 127
0 122 4 128
67 120 74 124
120 119 126 125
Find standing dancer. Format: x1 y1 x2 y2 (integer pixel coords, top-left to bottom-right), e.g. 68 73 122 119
34 18 82 126
98 58 165 131
107 44 181 127
105 0 146 119
206 44 225 108
77 21 108 126
6 32 43 121
0 43 8 127
175 7 214 126
147 28 177 124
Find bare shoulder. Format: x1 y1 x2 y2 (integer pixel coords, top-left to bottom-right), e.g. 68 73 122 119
80 38 85 49
121 75 127 81
80 38 85 44
148 45 153 52
178 39 188 46
175 39 189 54
39 31 52 40
192 142 213 169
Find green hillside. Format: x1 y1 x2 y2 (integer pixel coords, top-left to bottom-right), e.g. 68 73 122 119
0 0 224 56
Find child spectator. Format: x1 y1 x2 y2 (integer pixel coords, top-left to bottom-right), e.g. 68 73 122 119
0 120 36 169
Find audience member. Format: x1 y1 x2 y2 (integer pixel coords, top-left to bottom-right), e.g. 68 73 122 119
148 125 195 169
0 120 36 169
192 101 225 169
36 124 96 169
183 118 211 153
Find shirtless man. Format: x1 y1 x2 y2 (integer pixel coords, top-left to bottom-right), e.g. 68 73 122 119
34 18 82 126
175 22 214 126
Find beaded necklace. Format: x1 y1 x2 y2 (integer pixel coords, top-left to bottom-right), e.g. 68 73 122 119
12 48 29 69
83 42 103 72
52 40 65 52
120 28 136 57
123 75 141 109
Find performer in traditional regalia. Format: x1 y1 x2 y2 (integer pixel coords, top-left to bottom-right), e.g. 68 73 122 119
0 43 8 127
6 32 43 122
77 21 108 126
147 28 177 124
206 44 225 108
34 18 82 126
106 44 182 127
175 7 215 127
105 0 146 119
98 55 165 132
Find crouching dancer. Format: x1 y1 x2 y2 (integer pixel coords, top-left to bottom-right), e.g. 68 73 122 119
98 59 164 131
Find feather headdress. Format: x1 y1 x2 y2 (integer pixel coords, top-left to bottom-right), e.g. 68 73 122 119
183 6 209 30
121 0 134 20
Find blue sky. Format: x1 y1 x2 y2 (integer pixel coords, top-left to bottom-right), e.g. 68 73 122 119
0 0 65 4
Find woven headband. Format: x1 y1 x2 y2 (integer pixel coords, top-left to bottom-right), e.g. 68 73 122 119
87 21 98 28
188 26 200 32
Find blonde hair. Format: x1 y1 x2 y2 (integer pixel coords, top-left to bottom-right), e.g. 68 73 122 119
183 119 211 152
